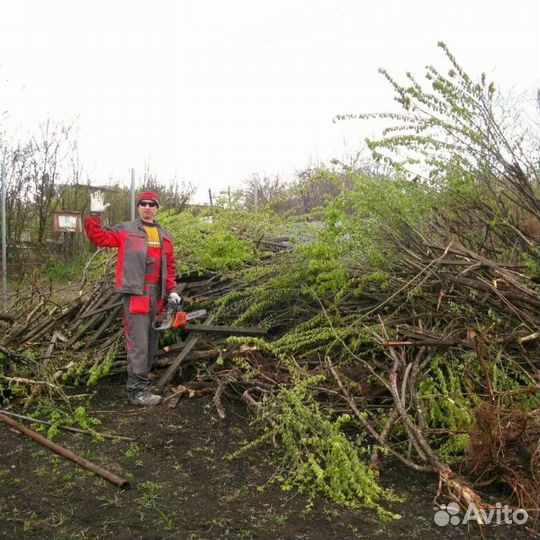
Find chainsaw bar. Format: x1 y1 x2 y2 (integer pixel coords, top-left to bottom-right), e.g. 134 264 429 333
153 308 207 331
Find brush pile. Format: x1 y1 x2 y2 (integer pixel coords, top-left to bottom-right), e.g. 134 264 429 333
0 250 270 398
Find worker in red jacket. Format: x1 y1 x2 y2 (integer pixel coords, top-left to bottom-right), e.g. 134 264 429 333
84 190 180 406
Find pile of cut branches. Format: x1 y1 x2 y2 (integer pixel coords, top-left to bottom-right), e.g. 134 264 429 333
211 226 539 515
1 43 539 525
0 237 288 408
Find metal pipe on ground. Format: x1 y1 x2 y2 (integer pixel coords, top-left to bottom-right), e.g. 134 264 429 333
0 412 130 489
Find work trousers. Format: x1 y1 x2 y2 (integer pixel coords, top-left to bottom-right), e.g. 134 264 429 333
122 283 162 392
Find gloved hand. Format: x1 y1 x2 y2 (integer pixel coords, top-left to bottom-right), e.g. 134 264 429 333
168 292 181 305
90 191 111 213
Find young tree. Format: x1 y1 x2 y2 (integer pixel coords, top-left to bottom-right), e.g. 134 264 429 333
335 42 540 255
1 141 34 243
243 173 283 210
29 119 74 243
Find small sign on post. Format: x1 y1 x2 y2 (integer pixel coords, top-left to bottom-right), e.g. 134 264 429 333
53 212 82 233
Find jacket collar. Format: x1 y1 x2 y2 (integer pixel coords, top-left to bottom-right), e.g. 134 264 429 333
136 217 159 229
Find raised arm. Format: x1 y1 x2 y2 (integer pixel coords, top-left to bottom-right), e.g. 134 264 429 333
84 191 120 248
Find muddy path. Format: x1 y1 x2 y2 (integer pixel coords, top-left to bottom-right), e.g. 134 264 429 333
0 375 536 540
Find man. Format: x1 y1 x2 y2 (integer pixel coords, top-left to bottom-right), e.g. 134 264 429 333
84 190 180 406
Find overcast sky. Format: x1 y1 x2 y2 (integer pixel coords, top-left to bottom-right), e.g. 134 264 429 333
0 0 538 203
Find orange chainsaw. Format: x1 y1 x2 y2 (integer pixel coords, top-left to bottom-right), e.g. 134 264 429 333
152 297 206 331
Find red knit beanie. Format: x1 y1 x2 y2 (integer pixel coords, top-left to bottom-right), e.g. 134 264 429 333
137 191 160 207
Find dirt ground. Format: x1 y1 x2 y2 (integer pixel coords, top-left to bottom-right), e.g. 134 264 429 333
0 374 537 540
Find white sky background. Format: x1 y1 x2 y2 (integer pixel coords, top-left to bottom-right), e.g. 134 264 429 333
0 0 538 203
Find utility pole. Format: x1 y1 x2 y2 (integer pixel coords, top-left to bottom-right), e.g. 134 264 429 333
208 188 214 217
254 176 258 212
130 168 136 220
1 159 7 309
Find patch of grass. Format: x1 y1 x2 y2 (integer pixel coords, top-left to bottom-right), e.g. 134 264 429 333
157 509 178 531
45 511 68 529
97 491 123 508
69 526 91 539
44 259 80 282
23 512 39 533
136 481 163 509
124 442 141 459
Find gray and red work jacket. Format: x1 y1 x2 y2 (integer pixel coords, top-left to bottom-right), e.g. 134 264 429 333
84 215 177 302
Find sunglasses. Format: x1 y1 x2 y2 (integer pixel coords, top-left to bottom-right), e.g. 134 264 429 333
138 201 158 208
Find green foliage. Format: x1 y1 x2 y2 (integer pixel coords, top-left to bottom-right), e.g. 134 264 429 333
228 309 374 367
217 169 432 348
341 173 432 233
418 349 538 459
87 342 118 386
30 406 102 440
335 41 539 259
520 252 540 280
293 225 351 295
338 42 526 185
270 323 356 359
44 260 77 282
125 442 141 459
216 253 319 327
354 270 390 296
72 406 101 430
486 350 539 409
196 232 255 270
229 373 401 519
285 171 431 295
44 254 87 282
419 353 479 433
159 208 282 272
437 433 470 460
416 354 480 460
231 356 260 382
61 355 92 385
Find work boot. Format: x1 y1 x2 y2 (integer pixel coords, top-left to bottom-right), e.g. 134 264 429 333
128 388 162 406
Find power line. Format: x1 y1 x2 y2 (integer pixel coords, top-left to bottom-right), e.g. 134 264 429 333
224 0 324 41
214 0 388 60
